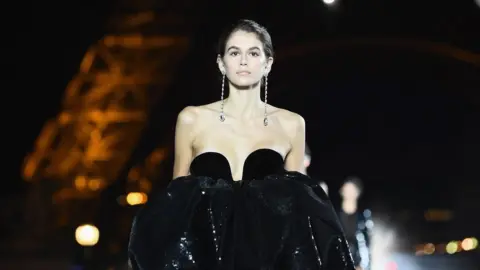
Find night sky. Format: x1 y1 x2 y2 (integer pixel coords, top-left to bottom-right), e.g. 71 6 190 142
17 0 480 216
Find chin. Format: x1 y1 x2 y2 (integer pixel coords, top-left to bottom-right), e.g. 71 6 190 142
230 78 261 89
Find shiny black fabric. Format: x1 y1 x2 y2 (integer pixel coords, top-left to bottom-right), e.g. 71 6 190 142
128 149 356 270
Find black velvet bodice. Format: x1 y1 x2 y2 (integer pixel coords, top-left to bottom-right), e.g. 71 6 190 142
190 148 284 181
128 149 356 270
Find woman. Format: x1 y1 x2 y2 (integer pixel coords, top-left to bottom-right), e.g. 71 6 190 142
128 19 356 270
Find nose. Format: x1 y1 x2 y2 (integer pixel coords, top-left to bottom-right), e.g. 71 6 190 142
240 54 247 66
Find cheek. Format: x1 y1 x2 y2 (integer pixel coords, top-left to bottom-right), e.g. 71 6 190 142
250 62 266 76
251 59 265 68
223 59 238 70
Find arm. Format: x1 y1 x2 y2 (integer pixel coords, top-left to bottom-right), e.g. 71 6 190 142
284 114 306 173
172 106 197 179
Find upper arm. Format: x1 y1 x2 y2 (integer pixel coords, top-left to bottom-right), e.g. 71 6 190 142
284 114 306 173
172 106 197 178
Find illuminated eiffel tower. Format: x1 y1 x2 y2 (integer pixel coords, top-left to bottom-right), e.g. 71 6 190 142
22 1 199 204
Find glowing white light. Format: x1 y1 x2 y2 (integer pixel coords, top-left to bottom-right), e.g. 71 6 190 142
75 224 100 246
370 222 396 270
323 0 336 5
366 219 374 229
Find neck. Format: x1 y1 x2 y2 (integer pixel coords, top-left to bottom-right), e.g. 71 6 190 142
342 199 357 214
224 82 264 119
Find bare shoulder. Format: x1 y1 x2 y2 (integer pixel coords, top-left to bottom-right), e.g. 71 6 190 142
271 106 305 136
177 106 199 125
177 102 221 126
277 108 305 125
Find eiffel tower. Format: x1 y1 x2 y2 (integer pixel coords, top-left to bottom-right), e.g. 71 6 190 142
20 1 214 248
22 0 203 196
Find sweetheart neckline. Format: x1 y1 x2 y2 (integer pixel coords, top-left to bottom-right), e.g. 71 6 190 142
191 148 285 181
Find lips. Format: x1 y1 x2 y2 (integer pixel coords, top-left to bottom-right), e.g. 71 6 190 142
236 71 251 75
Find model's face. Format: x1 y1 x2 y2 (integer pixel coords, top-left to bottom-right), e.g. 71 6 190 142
218 30 273 87
341 182 360 200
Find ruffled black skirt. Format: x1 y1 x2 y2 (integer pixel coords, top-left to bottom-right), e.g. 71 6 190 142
128 172 355 270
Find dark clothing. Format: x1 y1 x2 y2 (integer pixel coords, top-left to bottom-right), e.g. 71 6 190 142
128 149 356 269
338 209 373 269
340 212 358 242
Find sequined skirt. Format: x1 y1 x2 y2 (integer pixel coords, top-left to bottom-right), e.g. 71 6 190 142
128 172 356 270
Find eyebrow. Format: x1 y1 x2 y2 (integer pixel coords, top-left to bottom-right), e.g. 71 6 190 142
227 46 261 51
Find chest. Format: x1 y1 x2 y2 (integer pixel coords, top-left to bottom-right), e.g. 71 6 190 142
192 122 291 180
194 121 290 153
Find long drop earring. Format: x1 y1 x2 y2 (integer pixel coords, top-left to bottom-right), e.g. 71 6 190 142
219 73 226 122
263 75 269 126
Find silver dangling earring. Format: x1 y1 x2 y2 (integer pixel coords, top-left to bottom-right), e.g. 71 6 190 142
219 73 226 122
263 75 269 126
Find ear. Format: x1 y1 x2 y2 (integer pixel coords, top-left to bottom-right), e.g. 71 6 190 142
217 54 225 75
264 56 274 76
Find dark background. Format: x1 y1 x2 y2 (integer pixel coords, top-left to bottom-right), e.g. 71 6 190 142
7 0 480 268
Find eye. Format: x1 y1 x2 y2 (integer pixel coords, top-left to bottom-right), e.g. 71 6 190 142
229 51 239 56
250 51 260 57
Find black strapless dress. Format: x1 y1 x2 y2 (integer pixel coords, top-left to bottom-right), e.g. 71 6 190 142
128 149 356 270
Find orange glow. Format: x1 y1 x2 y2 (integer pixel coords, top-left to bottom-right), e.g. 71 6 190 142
22 155 37 180
88 178 103 191
22 27 188 222
424 209 453 221
74 175 87 190
423 243 435 254
126 192 148 206
461 237 478 251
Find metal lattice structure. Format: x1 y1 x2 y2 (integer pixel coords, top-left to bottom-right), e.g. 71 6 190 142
22 1 195 201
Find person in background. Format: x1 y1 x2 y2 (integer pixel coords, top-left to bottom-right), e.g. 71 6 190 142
338 176 373 270
304 144 329 195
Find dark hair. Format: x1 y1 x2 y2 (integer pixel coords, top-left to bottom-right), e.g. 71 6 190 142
342 176 364 194
217 19 274 58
